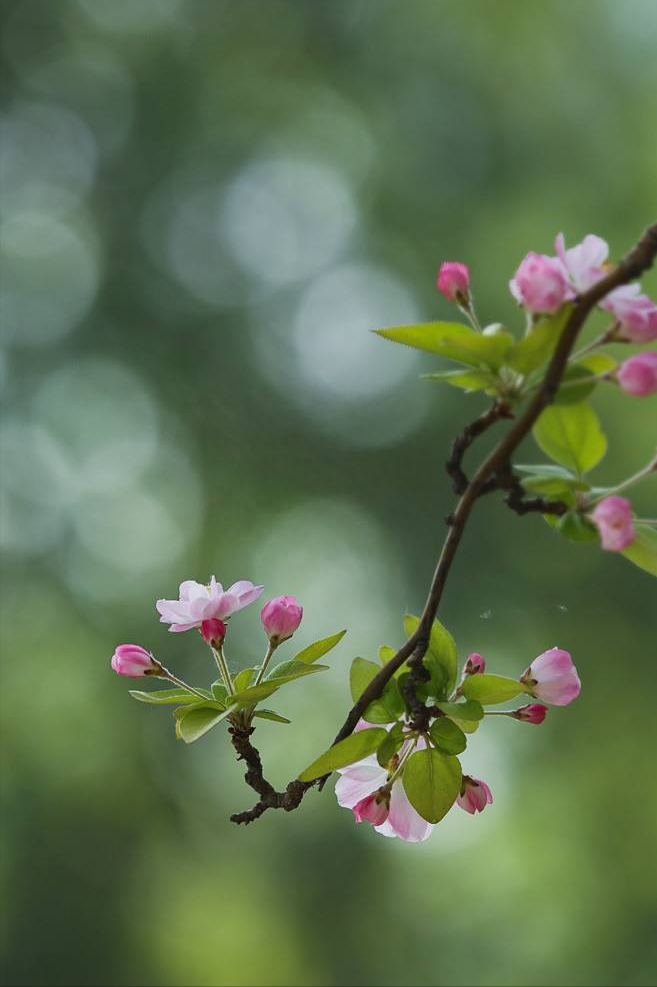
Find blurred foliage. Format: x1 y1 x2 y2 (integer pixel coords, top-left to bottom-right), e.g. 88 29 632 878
1 1 656 985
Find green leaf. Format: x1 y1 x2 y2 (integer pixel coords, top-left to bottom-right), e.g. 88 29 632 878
621 523 657 576
265 660 329 684
461 673 525 705
505 307 571 374
298 728 389 782
373 322 514 370
211 681 228 705
435 700 484 722
554 365 599 406
516 463 589 496
421 368 498 392
402 748 462 823
228 681 280 709
233 668 255 693
350 657 404 723
254 709 291 724
129 687 210 705
533 403 607 475
293 630 347 664
578 353 617 375
430 718 467 754
174 703 231 744
377 723 406 767
378 645 397 665
557 511 599 542
403 614 458 699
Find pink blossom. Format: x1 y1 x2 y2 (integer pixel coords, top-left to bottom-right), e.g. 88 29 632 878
555 232 609 293
260 595 303 644
111 644 160 678
156 577 264 632
511 703 548 725
456 776 493 815
617 352 657 397
335 742 435 842
601 284 657 343
521 647 581 706
437 262 470 302
509 252 570 313
463 652 486 676
200 618 227 645
353 790 390 826
591 496 636 552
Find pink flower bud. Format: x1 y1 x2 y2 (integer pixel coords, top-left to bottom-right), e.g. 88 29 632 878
200 618 227 646
601 284 657 343
511 703 548 724
617 352 657 397
111 644 160 678
260 595 303 644
437 262 470 302
463 652 486 676
456 776 493 815
509 252 570 314
520 647 581 706
353 789 390 826
591 496 636 552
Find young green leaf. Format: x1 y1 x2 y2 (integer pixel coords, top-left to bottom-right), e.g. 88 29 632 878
129 688 210 705
350 657 379 701
554 365 599 406
293 630 347 665
377 723 406 767
228 681 281 709
421 368 498 392
174 703 231 744
378 644 397 665
253 709 292 724
373 322 514 369
232 668 255 693
461 673 525 705
298 728 389 782
265 660 329 683
517 463 589 496
504 306 571 374
211 681 228 705
350 658 404 722
621 523 657 576
557 511 599 542
403 614 458 698
402 748 462 823
435 700 484 722
533 402 607 475
430 717 467 754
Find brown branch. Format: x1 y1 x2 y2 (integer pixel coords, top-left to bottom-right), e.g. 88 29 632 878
228 722 313 824
231 220 657 823
495 463 569 516
446 400 513 495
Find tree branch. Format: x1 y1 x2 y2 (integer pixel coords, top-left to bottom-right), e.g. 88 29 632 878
231 220 657 824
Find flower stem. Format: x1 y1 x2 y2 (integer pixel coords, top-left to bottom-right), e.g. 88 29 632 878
253 643 277 687
212 644 236 695
569 321 619 363
586 454 657 506
159 668 208 702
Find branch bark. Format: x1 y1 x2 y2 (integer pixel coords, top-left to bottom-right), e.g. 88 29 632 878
231 220 657 824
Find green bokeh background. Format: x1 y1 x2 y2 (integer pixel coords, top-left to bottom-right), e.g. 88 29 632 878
1 2 656 985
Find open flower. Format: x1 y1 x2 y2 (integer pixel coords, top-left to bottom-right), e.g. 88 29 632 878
456 776 493 815
555 232 609 293
591 496 636 551
520 648 581 706
111 644 160 678
601 284 657 343
509 252 570 313
353 789 390 826
156 577 264 632
335 728 435 842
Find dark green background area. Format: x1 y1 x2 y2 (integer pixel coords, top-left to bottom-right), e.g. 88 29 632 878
1 2 656 985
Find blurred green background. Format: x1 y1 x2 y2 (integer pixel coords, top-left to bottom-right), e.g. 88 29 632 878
1 2 656 985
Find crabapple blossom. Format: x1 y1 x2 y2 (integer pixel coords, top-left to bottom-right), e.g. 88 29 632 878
617 352 657 397
555 232 608 292
511 703 548 724
601 284 657 343
111 644 160 678
260 595 303 644
520 648 581 706
463 652 486 676
509 252 570 313
591 496 636 552
437 262 470 302
156 577 263 632
456 776 493 815
353 790 390 826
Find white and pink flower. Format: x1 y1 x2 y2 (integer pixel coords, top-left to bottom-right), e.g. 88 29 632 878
509 252 570 314
456 776 493 815
260 595 303 644
520 647 581 706
555 232 609 293
601 284 657 343
156 577 264 633
591 496 636 552
111 644 160 678
617 352 657 397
